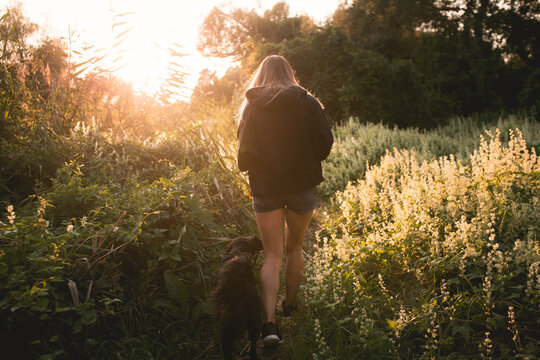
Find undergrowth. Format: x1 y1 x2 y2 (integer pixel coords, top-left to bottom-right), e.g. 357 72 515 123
0 113 257 359
302 129 540 359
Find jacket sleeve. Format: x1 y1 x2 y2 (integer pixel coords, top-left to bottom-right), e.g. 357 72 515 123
306 96 334 161
237 107 258 172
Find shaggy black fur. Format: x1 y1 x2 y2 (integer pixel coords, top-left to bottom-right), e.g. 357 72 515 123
211 236 263 360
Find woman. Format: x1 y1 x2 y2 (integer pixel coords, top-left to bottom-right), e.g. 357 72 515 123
237 55 333 347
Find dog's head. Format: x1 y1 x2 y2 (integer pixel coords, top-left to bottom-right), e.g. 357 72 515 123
226 235 262 256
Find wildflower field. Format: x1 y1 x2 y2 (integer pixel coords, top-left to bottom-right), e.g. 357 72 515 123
297 125 540 359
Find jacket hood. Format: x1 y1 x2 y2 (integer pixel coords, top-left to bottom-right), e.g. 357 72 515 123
245 85 307 109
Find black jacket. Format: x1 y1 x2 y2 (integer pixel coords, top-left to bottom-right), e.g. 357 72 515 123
237 85 333 196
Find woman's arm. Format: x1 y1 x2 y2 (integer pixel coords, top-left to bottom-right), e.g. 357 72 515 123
306 96 334 161
237 107 259 171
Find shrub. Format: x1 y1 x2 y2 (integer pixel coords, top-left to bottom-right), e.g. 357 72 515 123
303 129 540 359
320 114 540 199
0 115 257 358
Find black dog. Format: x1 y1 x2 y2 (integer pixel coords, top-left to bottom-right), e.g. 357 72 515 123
211 236 263 360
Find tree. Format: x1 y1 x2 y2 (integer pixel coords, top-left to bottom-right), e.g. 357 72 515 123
191 67 245 104
197 0 539 127
490 0 540 66
0 3 37 63
332 0 439 58
1 3 39 138
197 2 315 67
433 0 539 65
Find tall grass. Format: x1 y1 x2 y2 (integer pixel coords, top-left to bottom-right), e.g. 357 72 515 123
1 8 263 357
320 113 540 198
3 101 540 358
0 99 259 359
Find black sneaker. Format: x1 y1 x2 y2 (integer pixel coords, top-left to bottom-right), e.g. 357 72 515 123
282 299 298 317
261 322 283 347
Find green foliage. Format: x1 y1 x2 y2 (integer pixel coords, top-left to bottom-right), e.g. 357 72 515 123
197 1 315 61
279 25 356 122
2 3 540 359
191 67 244 104
320 113 540 199
197 0 540 128
0 11 256 350
302 129 540 359
0 114 257 358
519 67 540 111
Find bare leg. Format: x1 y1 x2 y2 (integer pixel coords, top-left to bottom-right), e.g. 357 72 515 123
255 208 285 323
284 208 314 306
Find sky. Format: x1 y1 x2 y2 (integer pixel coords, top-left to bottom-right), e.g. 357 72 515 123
3 0 342 99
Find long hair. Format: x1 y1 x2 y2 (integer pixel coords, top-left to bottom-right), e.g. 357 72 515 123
239 55 300 119
249 55 298 88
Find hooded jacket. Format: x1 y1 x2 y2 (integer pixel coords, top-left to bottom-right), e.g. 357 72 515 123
237 85 334 196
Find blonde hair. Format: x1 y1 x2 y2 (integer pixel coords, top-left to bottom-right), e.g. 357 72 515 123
239 55 299 118
249 55 298 88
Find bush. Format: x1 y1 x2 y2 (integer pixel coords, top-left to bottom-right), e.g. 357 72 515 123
303 129 540 359
0 114 257 359
320 114 540 199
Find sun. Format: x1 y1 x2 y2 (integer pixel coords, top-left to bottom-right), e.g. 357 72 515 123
105 9 186 99
22 0 340 100
113 35 167 95
78 0 339 100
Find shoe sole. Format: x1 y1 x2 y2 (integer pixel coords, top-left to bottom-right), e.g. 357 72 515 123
262 334 283 347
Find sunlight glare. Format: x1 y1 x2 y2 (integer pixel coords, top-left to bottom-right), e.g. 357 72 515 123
16 0 340 100
110 10 171 96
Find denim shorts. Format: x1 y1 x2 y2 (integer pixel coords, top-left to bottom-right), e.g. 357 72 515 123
252 186 318 214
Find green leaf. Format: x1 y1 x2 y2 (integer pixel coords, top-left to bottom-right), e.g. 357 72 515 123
450 321 472 341
169 253 182 263
150 298 182 316
0 262 8 276
81 309 97 326
163 270 188 301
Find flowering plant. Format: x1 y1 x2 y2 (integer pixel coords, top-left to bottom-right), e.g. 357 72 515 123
303 129 540 359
